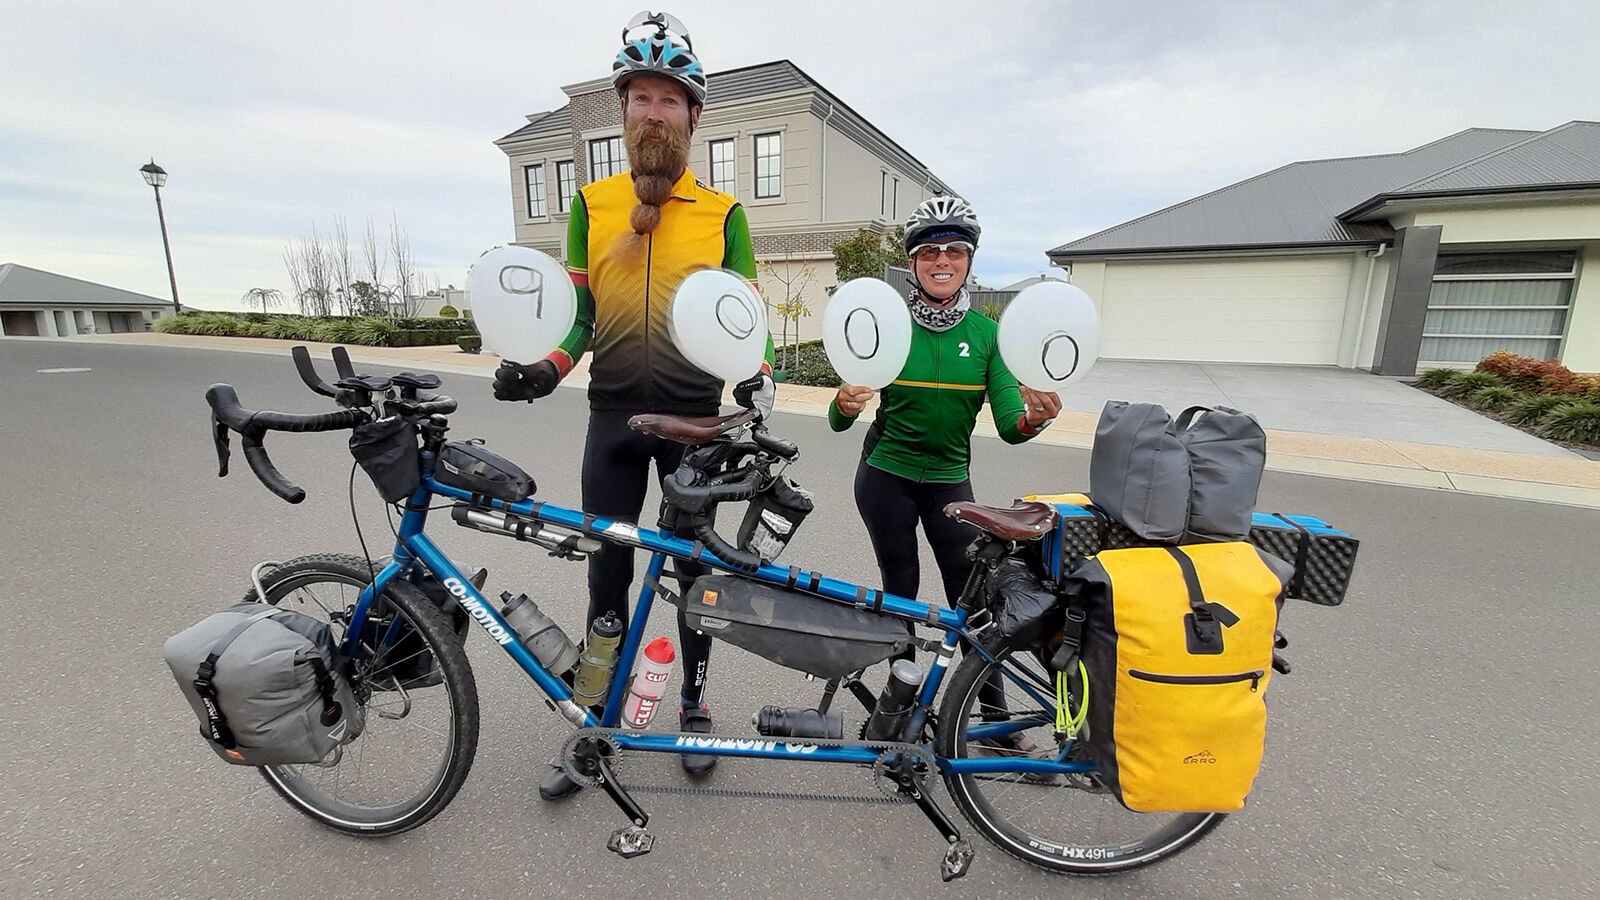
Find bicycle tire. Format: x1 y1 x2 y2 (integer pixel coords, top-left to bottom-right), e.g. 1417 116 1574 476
936 641 1223 874
247 554 479 835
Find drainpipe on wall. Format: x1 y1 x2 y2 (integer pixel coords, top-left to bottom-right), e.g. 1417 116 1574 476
1350 243 1388 369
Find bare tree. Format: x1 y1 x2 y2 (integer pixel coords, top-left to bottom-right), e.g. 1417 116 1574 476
330 216 355 316
362 217 388 312
759 253 817 371
284 224 337 316
389 212 419 317
240 287 285 313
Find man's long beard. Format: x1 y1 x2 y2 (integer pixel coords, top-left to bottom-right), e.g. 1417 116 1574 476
625 117 690 234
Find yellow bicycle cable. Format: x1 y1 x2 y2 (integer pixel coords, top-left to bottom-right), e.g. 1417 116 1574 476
1055 661 1089 738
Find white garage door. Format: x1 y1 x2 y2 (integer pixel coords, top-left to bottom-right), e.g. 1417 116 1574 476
1099 256 1354 364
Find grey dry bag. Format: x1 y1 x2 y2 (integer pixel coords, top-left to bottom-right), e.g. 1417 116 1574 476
165 602 364 766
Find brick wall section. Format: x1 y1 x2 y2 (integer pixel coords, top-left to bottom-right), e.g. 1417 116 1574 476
569 89 621 186
753 229 868 258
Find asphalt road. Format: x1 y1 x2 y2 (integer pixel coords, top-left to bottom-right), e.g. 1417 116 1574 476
2 340 1597 899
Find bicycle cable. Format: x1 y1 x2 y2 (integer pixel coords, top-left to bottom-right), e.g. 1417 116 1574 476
350 460 379 581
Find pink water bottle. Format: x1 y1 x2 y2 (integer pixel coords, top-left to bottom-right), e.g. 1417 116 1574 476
623 637 676 729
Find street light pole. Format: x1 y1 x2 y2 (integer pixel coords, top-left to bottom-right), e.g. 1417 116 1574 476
139 159 182 314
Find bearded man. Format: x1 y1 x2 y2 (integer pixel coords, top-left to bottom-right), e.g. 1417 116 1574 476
493 12 774 801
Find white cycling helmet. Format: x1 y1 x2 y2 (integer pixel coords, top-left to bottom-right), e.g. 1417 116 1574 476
904 196 981 254
611 11 708 108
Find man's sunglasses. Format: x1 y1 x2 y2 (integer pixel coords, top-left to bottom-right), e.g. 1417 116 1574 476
912 241 974 262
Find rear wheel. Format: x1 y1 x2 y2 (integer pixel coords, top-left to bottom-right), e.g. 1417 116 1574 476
936 642 1222 874
248 554 479 835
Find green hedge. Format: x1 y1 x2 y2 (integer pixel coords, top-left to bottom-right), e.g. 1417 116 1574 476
156 311 475 346
780 340 841 388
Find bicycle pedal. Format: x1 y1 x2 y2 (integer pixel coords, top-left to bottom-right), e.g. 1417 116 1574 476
607 824 655 859
940 839 974 882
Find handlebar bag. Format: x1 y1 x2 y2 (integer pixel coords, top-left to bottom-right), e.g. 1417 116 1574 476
736 475 815 563
1069 543 1288 813
349 416 421 503
164 602 365 766
435 441 534 502
675 576 911 680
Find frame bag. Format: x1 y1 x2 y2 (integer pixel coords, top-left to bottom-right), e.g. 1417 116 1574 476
435 441 535 502
676 575 911 680
1068 543 1289 813
165 602 364 766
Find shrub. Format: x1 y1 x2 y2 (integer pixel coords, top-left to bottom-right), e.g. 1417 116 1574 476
1415 367 1462 389
352 317 398 346
1573 374 1600 401
1476 350 1570 391
1467 385 1520 411
1503 393 1568 425
155 316 188 334
315 319 362 343
1536 400 1600 445
783 340 841 388
1440 371 1501 399
975 301 1004 322
265 316 317 340
457 335 482 353
438 304 459 319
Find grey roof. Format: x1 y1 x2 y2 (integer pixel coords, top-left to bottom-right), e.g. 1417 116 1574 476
499 61 812 143
1049 127 1538 259
0 263 170 307
1343 120 1600 215
998 274 1066 292
496 60 938 183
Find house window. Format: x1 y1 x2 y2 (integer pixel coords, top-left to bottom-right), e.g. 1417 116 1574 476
523 164 547 218
754 132 781 199
1420 251 1577 363
589 136 629 181
880 172 901 218
555 160 576 213
709 138 736 194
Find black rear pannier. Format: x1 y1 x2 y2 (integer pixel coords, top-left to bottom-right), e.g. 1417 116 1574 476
676 576 911 679
435 441 534 502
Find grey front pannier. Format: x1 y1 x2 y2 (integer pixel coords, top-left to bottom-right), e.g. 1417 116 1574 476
676 576 911 680
165 602 364 766
1089 402 1266 543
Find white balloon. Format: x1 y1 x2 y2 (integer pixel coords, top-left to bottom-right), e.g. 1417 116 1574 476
997 282 1102 391
821 279 913 390
668 269 768 382
465 246 578 363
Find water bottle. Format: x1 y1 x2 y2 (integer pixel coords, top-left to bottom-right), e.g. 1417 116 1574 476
864 659 924 742
571 612 624 708
499 592 579 676
623 637 676 729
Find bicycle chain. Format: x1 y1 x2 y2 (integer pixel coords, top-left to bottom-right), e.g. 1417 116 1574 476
558 727 939 802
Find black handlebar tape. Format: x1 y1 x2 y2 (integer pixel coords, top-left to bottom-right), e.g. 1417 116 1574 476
412 392 458 415
241 436 306 504
695 521 762 573
250 408 368 433
206 384 256 432
290 346 339 398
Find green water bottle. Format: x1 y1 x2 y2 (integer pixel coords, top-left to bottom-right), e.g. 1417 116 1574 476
571 612 624 708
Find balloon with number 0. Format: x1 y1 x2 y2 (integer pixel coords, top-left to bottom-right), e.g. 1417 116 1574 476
465 246 578 363
668 269 768 382
821 278 913 389
997 282 1101 391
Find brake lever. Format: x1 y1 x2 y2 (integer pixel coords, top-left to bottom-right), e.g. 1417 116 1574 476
211 413 232 477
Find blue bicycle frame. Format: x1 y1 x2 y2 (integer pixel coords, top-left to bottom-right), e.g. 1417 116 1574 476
337 457 1092 780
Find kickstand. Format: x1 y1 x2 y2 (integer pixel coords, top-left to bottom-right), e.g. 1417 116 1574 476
592 753 654 859
899 762 973 881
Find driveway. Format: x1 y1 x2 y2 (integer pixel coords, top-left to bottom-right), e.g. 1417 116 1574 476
1060 361 1577 458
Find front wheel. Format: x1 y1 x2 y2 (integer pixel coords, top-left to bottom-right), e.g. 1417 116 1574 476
248 554 480 835
936 642 1223 874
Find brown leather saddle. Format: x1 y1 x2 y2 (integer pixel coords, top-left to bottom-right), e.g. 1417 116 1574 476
944 500 1059 541
627 408 757 445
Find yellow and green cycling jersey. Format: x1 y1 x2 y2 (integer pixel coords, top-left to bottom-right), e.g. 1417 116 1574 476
829 311 1039 483
546 167 773 415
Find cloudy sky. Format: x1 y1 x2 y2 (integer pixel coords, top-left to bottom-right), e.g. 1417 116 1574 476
3 0 1597 311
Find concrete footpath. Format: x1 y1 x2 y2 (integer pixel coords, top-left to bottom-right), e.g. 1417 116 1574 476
60 333 1600 510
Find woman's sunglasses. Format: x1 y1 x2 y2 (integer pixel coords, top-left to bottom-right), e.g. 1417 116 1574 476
912 241 974 262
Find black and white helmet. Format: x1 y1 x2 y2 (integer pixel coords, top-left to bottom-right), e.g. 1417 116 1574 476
611 11 708 108
904 196 981 254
